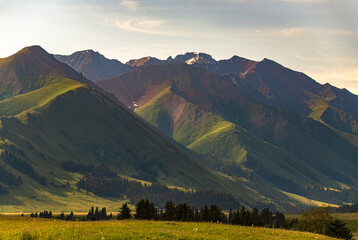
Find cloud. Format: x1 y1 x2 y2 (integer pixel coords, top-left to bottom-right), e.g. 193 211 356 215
280 27 307 37
119 1 138 10
255 27 307 38
113 18 165 34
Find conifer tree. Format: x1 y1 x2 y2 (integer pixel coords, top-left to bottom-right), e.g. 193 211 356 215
324 218 353 240
135 199 157 220
164 201 176 221
118 203 131 220
201 204 210 222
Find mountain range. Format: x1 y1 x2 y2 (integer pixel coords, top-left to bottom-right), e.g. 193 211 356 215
94 52 358 207
0 47 357 212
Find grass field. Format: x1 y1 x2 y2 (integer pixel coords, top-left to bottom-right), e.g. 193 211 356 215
0 216 337 240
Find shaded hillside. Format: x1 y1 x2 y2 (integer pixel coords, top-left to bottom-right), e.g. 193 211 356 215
98 63 358 202
55 50 133 81
197 57 358 142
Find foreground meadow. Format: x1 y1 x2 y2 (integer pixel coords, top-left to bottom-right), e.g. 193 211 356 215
0 216 336 240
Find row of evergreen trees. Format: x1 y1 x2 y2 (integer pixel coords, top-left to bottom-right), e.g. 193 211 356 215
0 165 22 188
117 199 230 223
59 212 74 221
76 175 239 209
87 206 113 221
30 211 52 218
116 199 284 227
230 207 286 228
263 173 358 204
31 211 75 221
62 161 117 178
26 201 353 239
0 184 7 194
2 150 47 186
333 203 358 213
28 200 283 228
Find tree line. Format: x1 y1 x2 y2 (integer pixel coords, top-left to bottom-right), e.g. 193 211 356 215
263 173 358 204
0 184 7 194
29 200 284 227
333 203 358 213
2 150 46 186
76 174 239 209
62 161 117 178
28 200 353 239
0 165 22 188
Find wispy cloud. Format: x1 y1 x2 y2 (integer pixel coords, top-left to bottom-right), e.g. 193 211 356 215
254 27 358 39
280 27 307 37
255 27 307 38
110 18 165 34
119 1 138 11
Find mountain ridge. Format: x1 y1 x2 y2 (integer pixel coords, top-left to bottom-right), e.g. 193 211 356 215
55 50 133 81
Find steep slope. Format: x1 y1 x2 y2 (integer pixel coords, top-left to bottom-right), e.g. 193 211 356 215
55 50 133 81
0 46 91 100
97 64 358 198
0 46 270 212
172 53 358 148
228 59 358 146
172 53 358 141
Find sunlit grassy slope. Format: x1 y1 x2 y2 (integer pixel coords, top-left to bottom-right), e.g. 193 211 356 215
308 94 358 147
0 216 337 240
136 88 343 189
0 78 83 117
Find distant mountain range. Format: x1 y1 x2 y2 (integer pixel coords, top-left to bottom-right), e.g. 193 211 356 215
95 51 358 208
1 46 357 212
55 50 133 81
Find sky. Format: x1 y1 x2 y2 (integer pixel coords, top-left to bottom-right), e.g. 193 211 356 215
0 0 357 93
